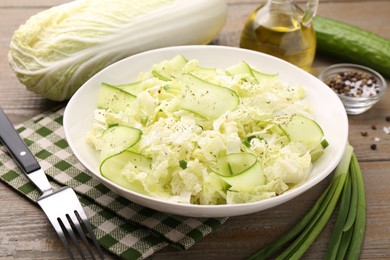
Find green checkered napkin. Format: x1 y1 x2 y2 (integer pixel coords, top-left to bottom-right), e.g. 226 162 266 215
0 107 227 259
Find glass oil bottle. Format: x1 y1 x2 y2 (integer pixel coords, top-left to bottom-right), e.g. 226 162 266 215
240 0 319 71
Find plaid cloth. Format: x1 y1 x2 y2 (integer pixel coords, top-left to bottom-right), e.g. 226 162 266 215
0 107 227 259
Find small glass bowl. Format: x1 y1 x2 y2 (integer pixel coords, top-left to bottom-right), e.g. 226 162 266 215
318 63 387 115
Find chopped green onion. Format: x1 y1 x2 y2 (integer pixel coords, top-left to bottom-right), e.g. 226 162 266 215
321 139 329 148
243 136 257 148
179 160 188 169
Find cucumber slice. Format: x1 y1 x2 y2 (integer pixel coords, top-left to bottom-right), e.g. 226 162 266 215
226 61 258 83
214 153 257 176
97 82 136 113
180 73 239 119
116 81 145 96
152 54 188 81
226 61 278 85
251 68 279 85
100 150 150 195
211 153 265 190
275 114 324 144
190 66 217 81
100 125 142 159
250 120 290 145
256 120 288 137
274 114 328 162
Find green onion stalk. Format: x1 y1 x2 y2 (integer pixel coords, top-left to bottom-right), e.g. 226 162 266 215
248 144 366 260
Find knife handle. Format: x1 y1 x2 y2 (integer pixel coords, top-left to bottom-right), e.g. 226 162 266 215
0 107 40 174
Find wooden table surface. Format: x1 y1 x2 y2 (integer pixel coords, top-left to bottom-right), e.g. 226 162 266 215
1 0 389 259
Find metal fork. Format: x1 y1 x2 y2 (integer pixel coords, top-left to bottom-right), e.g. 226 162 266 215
0 107 104 259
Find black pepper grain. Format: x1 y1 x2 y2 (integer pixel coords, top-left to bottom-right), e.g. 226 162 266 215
386 116 390 122
371 124 377 130
370 143 377 150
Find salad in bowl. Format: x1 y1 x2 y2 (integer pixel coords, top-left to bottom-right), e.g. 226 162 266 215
64 46 348 217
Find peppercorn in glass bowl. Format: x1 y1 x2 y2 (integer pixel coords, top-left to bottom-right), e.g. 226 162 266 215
319 63 387 115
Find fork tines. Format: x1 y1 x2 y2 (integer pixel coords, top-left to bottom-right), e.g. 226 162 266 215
38 187 104 260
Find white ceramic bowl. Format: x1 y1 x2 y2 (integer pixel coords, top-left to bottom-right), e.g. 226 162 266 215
64 45 348 217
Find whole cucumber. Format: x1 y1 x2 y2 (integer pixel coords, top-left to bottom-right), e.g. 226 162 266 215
313 16 390 78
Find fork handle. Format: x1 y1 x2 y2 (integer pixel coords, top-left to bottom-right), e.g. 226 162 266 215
0 107 41 174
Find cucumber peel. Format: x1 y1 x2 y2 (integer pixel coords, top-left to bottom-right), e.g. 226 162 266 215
100 125 142 159
100 150 150 195
152 54 188 80
97 82 136 113
226 61 279 85
314 16 390 78
210 153 265 190
179 73 239 119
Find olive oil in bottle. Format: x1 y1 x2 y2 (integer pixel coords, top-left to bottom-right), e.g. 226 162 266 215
240 0 318 71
